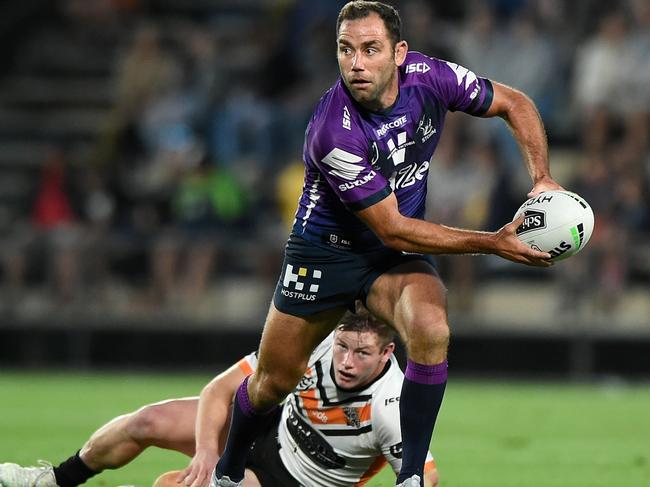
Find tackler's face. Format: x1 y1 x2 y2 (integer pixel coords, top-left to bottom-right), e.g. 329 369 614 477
337 12 407 111
332 329 394 390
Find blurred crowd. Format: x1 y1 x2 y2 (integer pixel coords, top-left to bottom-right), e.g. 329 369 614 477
0 0 648 323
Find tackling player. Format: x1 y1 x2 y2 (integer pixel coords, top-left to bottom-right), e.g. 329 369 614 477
0 313 438 487
213 2 563 487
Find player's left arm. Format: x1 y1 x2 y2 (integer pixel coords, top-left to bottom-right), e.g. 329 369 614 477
481 81 564 197
178 361 249 487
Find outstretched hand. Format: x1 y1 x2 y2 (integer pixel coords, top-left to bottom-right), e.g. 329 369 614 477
527 176 564 198
176 448 219 487
494 215 553 267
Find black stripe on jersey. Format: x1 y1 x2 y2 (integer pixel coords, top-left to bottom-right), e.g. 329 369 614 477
345 185 392 212
321 424 373 436
473 78 494 116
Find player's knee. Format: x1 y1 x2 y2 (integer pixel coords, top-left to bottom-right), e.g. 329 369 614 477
126 404 169 444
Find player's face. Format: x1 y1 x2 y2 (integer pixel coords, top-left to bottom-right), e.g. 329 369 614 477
332 330 394 390
337 13 408 111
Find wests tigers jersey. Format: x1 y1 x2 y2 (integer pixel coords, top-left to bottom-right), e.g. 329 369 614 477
241 334 435 486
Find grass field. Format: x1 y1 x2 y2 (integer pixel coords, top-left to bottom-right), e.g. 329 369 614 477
1 372 649 487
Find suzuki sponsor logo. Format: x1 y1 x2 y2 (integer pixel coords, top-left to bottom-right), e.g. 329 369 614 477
406 62 430 74
376 115 408 137
516 210 546 235
338 170 377 192
322 147 364 181
281 264 321 301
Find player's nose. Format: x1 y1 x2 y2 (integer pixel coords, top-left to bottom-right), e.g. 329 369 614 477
351 54 364 70
342 351 354 367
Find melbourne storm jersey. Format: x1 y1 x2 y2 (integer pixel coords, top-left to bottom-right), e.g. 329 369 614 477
240 335 435 487
292 51 494 251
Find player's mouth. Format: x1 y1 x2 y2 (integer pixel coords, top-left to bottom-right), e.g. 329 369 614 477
350 78 371 89
337 370 356 383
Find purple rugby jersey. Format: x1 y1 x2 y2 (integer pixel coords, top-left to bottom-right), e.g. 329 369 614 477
292 51 494 251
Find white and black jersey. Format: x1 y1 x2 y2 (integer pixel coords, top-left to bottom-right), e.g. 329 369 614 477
239 334 435 487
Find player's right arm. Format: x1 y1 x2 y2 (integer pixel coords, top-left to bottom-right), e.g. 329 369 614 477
356 193 552 266
177 359 251 487
309 88 550 267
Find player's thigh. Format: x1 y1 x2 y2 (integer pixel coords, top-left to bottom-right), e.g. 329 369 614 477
254 303 346 391
135 397 198 455
366 259 448 341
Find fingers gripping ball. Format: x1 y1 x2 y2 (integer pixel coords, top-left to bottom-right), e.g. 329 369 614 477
514 190 594 261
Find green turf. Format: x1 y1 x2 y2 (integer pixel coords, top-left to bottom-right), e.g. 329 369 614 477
1 372 649 487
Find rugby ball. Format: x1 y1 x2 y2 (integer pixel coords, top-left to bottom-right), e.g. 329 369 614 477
513 190 594 261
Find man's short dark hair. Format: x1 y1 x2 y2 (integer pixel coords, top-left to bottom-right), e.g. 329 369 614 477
337 1 402 47
336 310 396 349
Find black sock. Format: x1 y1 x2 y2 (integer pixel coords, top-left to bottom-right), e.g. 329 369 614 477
215 376 278 482
396 359 448 485
53 451 97 487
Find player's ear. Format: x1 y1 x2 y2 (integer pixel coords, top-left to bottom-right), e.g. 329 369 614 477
382 342 396 361
394 40 408 66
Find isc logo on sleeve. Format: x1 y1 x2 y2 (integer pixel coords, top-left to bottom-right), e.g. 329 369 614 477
405 62 430 74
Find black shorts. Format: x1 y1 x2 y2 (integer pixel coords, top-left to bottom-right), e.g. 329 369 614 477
273 234 436 316
246 409 299 487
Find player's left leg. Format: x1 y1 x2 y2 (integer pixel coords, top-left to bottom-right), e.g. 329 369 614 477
0 399 198 487
366 259 449 487
80 397 198 471
214 304 345 486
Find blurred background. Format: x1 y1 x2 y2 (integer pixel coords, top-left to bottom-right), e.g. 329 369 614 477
0 0 648 378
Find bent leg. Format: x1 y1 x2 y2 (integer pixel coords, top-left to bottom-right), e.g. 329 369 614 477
366 259 449 363
366 260 449 486
249 304 345 409
80 398 198 472
216 303 345 483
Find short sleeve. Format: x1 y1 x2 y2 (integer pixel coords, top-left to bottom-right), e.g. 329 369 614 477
429 57 494 115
